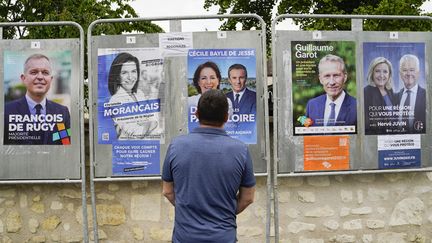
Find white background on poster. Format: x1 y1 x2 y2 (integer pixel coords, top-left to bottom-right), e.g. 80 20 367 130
377 134 421 151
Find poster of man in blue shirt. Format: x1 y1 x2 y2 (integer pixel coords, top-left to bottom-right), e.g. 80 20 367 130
3 52 72 145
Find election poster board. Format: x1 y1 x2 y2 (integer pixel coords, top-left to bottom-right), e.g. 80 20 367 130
291 41 357 136
97 48 164 176
3 51 72 145
187 48 257 144
363 42 426 135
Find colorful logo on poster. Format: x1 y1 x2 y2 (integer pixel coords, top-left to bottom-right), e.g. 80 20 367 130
52 123 71 145
297 115 313 127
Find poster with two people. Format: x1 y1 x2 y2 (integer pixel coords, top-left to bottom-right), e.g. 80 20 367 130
187 48 257 144
363 42 426 135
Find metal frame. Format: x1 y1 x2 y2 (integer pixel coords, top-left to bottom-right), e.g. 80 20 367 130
88 14 271 243
271 14 432 243
0 22 88 243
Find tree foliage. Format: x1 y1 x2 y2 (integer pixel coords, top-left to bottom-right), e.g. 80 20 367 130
277 0 432 31
204 0 277 55
204 0 432 54
0 0 163 102
0 0 163 39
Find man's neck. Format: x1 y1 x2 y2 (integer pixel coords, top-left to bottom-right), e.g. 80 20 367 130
26 93 45 104
233 88 246 95
199 124 224 129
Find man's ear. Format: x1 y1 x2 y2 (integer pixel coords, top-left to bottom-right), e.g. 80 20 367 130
195 109 200 120
224 112 228 123
343 73 348 83
318 75 324 85
20 74 26 82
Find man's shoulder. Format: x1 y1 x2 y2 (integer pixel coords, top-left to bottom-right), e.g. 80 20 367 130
345 92 357 101
418 85 426 94
307 94 326 105
172 129 246 147
47 99 69 111
245 88 256 97
5 98 23 107
364 85 376 93
226 91 234 98
5 97 26 112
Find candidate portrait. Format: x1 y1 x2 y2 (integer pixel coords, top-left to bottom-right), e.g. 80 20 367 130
396 54 426 133
305 54 357 127
364 57 397 134
225 64 256 115
4 53 71 145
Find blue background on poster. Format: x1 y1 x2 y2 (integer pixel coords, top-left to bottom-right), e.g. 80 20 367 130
97 54 117 144
188 111 257 144
112 141 160 175
187 48 257 144
363 42 425 91
378 149 420 169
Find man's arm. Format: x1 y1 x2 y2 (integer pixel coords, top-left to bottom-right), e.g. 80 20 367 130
236 186 255 214
162 181 175 206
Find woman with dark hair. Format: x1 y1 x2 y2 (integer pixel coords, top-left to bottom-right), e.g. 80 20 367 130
108 52 158 139
364 56 397 134
188 61 232 113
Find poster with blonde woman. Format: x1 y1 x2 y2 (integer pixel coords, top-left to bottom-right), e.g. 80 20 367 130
363 42 426 135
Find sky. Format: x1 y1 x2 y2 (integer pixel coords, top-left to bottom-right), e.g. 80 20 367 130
129 0 297 32
130 0 432 32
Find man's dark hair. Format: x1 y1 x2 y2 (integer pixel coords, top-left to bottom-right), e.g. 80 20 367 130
228 63 248 79
193 61 221 93
197 89 228 126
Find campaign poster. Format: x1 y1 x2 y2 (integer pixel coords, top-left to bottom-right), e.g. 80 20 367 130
3 51 72 145
377 135 421 169
112 141 160 175
363 42 426 135
187 48 257 144
291 41 357 136
303 136 350 171
97 48 165 144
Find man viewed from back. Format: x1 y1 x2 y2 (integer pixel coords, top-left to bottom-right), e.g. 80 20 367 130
4 54 71 145
305 54 357 126
162 89 256 243
226 63 256 114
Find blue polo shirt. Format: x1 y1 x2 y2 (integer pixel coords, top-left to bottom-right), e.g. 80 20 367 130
162 127 255 243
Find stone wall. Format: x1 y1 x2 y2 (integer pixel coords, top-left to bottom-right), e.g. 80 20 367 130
277 172 432 242
1 171 432 242
0 177 267 242
0 184 84 242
